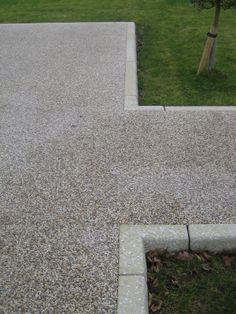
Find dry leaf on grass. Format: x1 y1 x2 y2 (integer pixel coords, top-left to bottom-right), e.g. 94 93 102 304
148 292 152 306
202 252 211 261
152 278 159 287
150 300 163 312
176 251 193 261
171 276 179 286
223 255 235 267
195 253 203 262
148 250 159 258
201 263 212 272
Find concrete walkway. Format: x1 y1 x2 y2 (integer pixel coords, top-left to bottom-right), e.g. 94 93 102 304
1 23 236 313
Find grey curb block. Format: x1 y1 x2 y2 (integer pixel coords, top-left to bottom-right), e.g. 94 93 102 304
119 225 188 279
124 23 138 110
118 276 148 314
165 106 236 111
124 22 236 111
117 224 236 314
189 224 236 252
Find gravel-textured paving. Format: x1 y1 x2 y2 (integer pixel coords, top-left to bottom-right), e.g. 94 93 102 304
1 23 236 313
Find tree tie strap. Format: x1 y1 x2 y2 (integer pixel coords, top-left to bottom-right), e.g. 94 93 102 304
207 32 218 38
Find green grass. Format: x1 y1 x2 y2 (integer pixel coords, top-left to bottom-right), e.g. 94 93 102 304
147 251 236 314
1 0 236 105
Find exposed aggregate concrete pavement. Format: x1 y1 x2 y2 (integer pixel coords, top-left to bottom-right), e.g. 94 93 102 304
1 23 236 313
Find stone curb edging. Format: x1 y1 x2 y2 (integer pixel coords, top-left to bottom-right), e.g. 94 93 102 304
165 106 236 111
124 23 139 110
118 276 148 314
124 22 236 111
117 224 236 314
189 224 236 252
124 23 164 111
119 225 188 279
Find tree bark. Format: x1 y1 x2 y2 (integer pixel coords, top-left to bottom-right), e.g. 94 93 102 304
197 0 221 75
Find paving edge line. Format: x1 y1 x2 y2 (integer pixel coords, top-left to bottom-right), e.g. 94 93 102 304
117 224 236 314
124 23 163 111
124 22 236 112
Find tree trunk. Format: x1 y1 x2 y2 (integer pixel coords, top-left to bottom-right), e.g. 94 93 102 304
197 0 221 75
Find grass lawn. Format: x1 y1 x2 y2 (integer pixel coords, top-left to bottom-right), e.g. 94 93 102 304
1 0 236 105
147 250 236 314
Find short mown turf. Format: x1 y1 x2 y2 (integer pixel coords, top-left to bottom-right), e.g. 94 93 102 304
147 250 236 314
1 0 236 105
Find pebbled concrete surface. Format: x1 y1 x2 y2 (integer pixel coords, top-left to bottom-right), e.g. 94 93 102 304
0 23 236 313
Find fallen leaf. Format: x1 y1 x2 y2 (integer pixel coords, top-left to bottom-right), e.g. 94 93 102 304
152 278 159 287
171 276 179 286
149 250 159 259
194 253 203 262
154 264 160 273
176 251 193 261
153 257 162 264
152 294 161 303
202 252 211 261
223 255 235 267
151 301 163 312
148 293 152 306
201 263 212 272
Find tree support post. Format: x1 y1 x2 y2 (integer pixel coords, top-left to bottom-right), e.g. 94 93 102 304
197 0 221 75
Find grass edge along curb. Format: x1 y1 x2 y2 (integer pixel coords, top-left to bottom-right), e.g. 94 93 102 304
117 224 236 314
124 23 236 111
